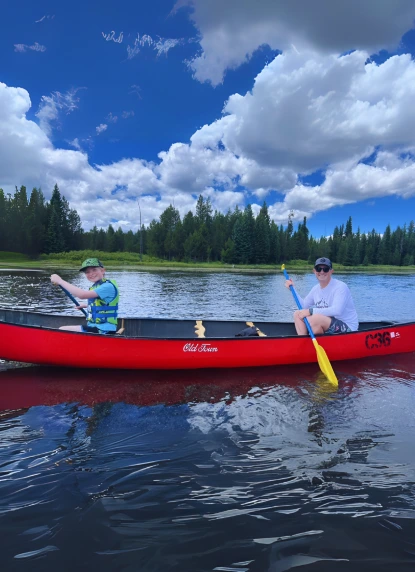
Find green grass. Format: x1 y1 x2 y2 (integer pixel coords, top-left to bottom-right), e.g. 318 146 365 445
0 251 414 273
0 251 31 262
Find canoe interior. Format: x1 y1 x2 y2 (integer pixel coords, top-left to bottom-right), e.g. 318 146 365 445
0 308 398 339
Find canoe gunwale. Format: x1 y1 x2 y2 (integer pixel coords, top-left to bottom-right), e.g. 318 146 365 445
0 312 409 341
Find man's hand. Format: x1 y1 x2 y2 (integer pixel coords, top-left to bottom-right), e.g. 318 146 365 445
294 309 311 320
285 279 294 289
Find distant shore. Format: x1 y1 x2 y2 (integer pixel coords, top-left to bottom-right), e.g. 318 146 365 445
1 258 415 274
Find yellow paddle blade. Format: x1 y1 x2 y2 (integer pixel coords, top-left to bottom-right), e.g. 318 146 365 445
312 338 338 387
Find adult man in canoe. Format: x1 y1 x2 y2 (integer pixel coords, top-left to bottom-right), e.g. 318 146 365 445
285 257 358 335
50 257 119 334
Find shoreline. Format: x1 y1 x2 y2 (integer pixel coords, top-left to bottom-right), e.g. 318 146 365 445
1 261 415 274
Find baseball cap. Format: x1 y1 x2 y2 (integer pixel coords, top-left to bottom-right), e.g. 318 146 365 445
79 257 104 272
314 257 332 268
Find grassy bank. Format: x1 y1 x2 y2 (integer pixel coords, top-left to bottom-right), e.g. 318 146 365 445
0 251 414 274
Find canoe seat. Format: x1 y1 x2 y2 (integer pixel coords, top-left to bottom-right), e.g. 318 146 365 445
116 318 125 335
195 320 205 338
246 321 267 337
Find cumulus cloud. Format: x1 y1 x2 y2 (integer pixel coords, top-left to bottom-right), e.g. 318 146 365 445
219 50 415 173
3 37 415 231
157 49 415 187
0 82 165 230
154 47 415 222
176 0 415 85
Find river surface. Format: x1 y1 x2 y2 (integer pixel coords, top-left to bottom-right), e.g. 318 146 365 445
1 269 415 571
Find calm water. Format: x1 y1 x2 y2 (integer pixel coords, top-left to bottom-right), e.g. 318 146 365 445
1 269 415 571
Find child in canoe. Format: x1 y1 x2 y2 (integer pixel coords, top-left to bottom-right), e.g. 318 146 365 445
50 257 119 334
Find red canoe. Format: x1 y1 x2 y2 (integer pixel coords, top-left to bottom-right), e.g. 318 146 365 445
1 308 415 370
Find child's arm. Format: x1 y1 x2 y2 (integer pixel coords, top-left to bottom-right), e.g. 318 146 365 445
50 274 98 300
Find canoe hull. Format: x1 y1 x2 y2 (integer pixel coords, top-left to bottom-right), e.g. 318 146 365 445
1 311 414 369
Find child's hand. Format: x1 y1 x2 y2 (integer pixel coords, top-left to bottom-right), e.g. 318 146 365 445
50 274 62 285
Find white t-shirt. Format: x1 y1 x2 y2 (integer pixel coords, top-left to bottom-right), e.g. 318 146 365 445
298 278 359 331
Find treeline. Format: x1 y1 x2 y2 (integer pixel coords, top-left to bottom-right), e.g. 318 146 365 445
1 186 415 266
0 185 82 255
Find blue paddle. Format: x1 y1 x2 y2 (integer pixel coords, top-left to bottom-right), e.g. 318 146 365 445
59 285 88 317
282 264 338 387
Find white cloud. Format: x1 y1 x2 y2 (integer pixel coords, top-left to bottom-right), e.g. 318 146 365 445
68 138 81 151
177 0 415 85
35 15 55 23
157 141 242 192
102 31 123 43
125 32 184 60
3 38 415 232
14 42 46 53
129 85 142 99
154 38 182 57
156 48 415 214
36 88 82 137
96 123 108 135
219 50 415 173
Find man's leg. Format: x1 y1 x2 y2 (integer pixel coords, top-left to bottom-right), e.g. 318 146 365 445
308 314 332 334
293 311 331 335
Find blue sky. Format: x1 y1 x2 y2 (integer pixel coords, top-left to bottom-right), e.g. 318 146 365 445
2 0 415 237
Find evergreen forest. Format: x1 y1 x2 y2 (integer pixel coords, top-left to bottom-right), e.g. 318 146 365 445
1 184 415 266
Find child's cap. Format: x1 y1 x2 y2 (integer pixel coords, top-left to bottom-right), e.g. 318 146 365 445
79 258 104 272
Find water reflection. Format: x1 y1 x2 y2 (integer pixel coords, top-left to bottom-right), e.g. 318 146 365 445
0 354 415 569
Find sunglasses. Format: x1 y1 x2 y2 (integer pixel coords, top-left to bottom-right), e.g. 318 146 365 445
315 266 331 273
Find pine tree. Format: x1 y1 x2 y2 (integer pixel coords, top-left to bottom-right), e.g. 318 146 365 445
255 202 271 263
0 189 8 251
45 184 66 253
26 188 47 256
269 221 281 264
379 224 392 264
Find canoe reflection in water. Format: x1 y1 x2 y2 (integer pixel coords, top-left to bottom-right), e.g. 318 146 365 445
0 352 414 415
0 362 329 411
1 354 415 570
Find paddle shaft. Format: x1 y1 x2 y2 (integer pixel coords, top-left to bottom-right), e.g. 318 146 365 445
59 285 88 317
282 267 315 339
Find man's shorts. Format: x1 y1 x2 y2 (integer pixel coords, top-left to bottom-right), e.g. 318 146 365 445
326 318 352 334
